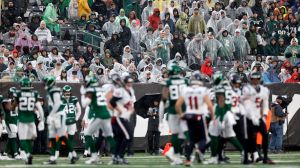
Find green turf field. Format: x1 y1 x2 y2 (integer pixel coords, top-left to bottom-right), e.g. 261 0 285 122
0 152 300 168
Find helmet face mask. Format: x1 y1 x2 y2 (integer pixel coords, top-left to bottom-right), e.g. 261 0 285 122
8 87 16 99
213 71 224 85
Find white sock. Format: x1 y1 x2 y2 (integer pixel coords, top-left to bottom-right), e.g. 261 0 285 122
55 151 59 159
72 151 77 157
68 152 72 159
50 156 56 161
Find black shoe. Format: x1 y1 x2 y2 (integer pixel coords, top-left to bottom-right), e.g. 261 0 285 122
70 156 79 164
43 160 57 165
26 155 33 165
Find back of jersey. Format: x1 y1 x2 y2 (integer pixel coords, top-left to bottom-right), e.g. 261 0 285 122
16 90 38 123
87 86 111 119
47 87 62 113
183 86 208 115
166 77 189 114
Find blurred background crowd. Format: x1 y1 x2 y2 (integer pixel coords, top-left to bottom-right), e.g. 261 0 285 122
0 0 300 84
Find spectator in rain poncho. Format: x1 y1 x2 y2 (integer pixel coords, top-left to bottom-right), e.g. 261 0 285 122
198 0 209 17
250 54 268 71
237 0 253 17
217 29 235 61
167 52 187 69
206 11 219 35
129 20 141 54
227 19 240 36
139 21 150 39
232 29 250 61
104 32 123 62
137 55 152 72
14 33 32 51
262 65 281 84
284 38 300 66
142 0 154 22
78 0 91 18
175 12 189 35
122 45 134 63
43 2 60 35
225 0 238 20
67 61 84 80
188 8 206 35
116 9 130 27
140 70 156 83
163 24 173 41
102 14 119 38
217 10 233 33
49 47 65 63
58 0 71 20
68 0 79 20
187 33 204 66
152 30 173 64
152 58 163 78
200 58 213 78
129 11 141 27
162 12 175 34
110 62 127 76
141 27 156 53
89 55 105 74
203 32 223 65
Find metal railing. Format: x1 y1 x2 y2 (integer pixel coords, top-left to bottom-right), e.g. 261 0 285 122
75 30 104 51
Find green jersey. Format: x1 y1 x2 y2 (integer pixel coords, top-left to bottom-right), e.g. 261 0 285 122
62 96 79 125
86 86 111 119
15 90 39 123
165 76 189 114
1 99 18 125
47 87 63 114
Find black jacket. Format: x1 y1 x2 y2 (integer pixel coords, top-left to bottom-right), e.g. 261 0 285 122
91 0 108 17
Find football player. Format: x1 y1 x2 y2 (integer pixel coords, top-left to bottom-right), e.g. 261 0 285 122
43 76 66 165
57 85 81 163
12 77 44 164
206 86 244 164
109 75 135 164
81 76 116 164
242 72 274 164
175 71 214 166
1 87 21 159
160 64 189 165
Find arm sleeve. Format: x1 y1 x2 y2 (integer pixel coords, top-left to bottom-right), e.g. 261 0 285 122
81 94 91 108
35 101 44 121
110 96 122 108
49 92 61 116
76 101 82 121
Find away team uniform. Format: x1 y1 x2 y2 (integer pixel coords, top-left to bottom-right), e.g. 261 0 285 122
165 77 189 136
15 90 39 140
47 87 66 138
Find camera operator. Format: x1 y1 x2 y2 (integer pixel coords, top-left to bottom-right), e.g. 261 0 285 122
147 101 160 155
269 96 288 154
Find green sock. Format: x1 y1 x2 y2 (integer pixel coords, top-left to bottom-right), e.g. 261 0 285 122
210 136 219 157
20 140 29 153
49 138 57 156
228 137 243 151
67 135 74 152
106 136 116 154
56 137 64 152
26 140 32 154
171 134 179 154
85 135 96 153
11 138 18 154
5 138 11 154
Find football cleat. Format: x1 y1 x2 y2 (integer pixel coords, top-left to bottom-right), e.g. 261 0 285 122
43 160 57 165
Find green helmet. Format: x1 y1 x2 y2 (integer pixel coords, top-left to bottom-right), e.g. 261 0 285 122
63 85 72 92
8 87 16 98
168 64 181 76
43 76 56 89
20 77 32 90
85 75 98 87
213 71 224 85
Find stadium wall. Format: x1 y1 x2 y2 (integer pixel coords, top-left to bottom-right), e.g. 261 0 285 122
1 82 299 150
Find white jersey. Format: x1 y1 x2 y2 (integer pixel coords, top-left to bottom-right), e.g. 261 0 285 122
182 85 208 115
242 84 269 125
113 87 136 119
231 87 245 115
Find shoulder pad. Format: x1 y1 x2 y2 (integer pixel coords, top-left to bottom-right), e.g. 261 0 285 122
71 96 78 102
113 88 123 98
86 87 95 93
50 87 61 93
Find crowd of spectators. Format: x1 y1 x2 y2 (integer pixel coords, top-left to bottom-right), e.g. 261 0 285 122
0 0 300 84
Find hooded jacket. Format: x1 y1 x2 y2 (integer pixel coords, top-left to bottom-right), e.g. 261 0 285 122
201 58 213 77
149 8 161 30
285 72 300 83
175 12 188 34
